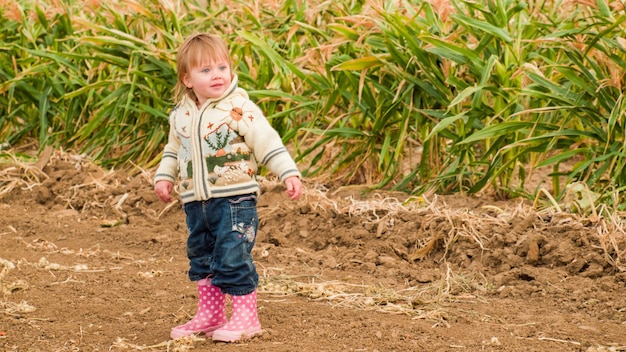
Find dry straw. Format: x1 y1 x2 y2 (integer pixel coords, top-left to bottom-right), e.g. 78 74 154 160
111 335 204 351
3 147 626 264
2 148 626 330
0 256 35 317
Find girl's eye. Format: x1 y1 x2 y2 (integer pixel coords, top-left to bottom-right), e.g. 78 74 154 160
202 68 210 73
219 66 227 71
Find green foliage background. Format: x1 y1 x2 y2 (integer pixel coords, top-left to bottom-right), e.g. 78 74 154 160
1 0 626 209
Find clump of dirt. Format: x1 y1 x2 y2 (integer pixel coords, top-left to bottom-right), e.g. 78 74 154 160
1 149 626 352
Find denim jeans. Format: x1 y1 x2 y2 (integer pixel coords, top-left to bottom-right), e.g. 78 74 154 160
183 194 259 296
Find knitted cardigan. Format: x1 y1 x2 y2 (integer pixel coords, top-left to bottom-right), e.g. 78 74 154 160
154 75 301 203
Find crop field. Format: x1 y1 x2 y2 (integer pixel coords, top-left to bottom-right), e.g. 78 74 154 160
2 0 626 351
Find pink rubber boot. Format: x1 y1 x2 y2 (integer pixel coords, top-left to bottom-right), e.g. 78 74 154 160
171 278 227 339
212 290 262 342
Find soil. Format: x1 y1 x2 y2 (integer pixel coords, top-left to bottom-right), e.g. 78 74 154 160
1 149 626 352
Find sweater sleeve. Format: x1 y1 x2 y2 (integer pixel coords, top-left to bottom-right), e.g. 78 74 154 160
154 109 180 184
235 99 301 182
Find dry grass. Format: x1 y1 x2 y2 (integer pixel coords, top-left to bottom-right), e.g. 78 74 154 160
0 152 49 199
2 148 626 319
3 147 626 240
3 147 626 269
257 262 491 326
2 148 626 351
0 256 35 317
110 335 204 351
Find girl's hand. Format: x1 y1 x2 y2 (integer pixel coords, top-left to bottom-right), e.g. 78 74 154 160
155 180 174 203
284 176 302 200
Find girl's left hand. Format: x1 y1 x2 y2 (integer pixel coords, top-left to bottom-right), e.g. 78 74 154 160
284 176 302 200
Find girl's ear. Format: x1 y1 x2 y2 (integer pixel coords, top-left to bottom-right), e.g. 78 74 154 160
183 74 193 88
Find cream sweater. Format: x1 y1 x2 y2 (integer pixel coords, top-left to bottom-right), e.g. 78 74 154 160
154 75 301 203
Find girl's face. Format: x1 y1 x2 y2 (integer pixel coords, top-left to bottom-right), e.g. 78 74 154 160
183 60 232 106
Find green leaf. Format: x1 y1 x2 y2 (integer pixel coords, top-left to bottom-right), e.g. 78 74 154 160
331 56 386 71
452 13 513 43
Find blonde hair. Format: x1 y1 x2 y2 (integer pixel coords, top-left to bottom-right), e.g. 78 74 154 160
174 33 232 103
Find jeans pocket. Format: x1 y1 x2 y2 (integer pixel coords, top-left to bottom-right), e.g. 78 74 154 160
229 195 258 244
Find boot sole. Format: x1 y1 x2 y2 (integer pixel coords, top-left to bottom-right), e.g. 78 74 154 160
171 323 226 339
212 327 263 342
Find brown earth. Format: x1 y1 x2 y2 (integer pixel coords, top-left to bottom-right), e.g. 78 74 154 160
1 149 626 352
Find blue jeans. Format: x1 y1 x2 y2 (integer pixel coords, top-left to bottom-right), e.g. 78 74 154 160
183 194 259 296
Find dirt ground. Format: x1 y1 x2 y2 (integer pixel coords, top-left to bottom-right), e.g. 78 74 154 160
1 149 626 352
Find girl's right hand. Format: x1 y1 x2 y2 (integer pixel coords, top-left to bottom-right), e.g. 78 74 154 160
155 180 174 203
